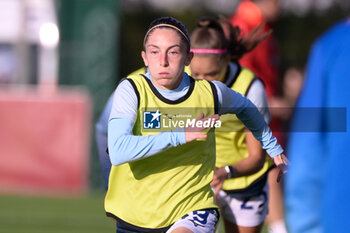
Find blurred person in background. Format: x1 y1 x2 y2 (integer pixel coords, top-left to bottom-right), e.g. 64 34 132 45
265 66 305 135
269 66 304 139
285 17 350 233
229 0 281 101
280 67 304 112
229 1 288 232
190 16 277 233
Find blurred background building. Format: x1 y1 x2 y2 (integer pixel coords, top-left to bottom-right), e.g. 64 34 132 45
0 0 349 195
0 0 58 85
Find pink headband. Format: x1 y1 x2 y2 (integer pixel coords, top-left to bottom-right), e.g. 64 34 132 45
190 48 228 54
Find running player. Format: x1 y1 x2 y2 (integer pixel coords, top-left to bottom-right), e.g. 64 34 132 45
105 16 287 233
190 16 275 233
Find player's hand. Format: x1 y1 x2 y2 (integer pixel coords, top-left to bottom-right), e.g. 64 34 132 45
184 113 220 142
273 153 289 182
211 167 228 188
211 167 227 205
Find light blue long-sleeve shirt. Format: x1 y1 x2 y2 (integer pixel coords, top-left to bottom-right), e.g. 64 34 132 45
108 72 283 166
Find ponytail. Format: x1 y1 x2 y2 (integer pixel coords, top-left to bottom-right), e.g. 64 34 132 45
218 15 271 61
191 15 271 61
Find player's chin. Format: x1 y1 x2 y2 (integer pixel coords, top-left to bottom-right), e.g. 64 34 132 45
158 78 177 87
157 74 174 81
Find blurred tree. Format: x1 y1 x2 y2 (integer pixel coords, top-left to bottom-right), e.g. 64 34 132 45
275 5 349 78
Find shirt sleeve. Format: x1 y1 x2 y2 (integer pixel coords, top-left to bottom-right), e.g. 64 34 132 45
108 79 186 166
109 79 138 121
246 79 271 124
213 80 283 157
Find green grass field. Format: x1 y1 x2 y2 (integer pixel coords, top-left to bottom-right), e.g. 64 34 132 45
0 193 268 233
0 193 115 233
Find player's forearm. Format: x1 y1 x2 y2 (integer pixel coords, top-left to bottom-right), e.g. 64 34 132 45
215 81 283 157
234 99 283 157
108 118 186 166
230 154 265 178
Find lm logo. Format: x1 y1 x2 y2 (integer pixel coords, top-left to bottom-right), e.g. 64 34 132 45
143 110 161 129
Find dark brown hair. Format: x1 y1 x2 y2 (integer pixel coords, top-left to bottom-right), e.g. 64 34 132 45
144 17 191 53
191 15 271 61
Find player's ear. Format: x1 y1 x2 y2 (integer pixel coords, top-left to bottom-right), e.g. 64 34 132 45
141 51 148 67
185 52 193 66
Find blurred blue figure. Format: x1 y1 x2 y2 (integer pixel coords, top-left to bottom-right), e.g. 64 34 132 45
95 94 114 190
285 18 350 233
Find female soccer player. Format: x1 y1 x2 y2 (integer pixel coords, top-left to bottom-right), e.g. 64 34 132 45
105 16 287 233
190 16 275 233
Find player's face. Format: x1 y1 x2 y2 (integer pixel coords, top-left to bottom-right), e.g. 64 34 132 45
142 28 192 90
190 55 228 82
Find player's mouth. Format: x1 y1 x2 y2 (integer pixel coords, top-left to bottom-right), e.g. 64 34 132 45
158 72 170 77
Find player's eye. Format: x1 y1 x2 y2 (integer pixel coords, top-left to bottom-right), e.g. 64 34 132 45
207 72 219 78
192 73 199 78
168 49 180 56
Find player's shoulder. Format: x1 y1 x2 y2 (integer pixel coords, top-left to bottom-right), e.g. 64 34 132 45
316 19 350 47
128 67 147 76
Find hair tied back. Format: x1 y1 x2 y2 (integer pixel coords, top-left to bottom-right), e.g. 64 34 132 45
198 19 211 28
